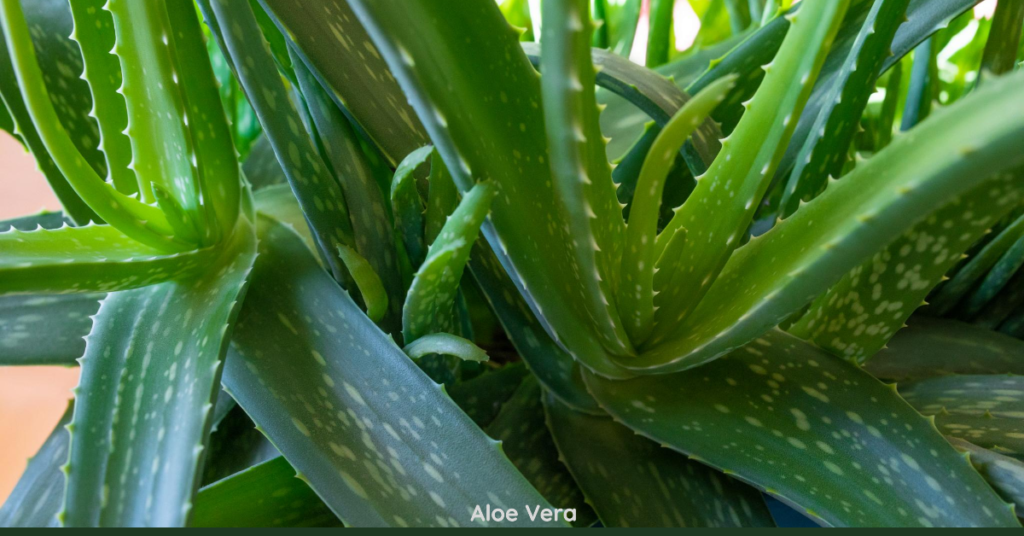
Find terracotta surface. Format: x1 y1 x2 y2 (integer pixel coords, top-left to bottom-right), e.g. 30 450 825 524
0 132 80 504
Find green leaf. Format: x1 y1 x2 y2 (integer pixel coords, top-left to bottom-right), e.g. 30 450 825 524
424 150 458 246
390 146 431 268
0 401 71 527
900 37 937 130
199 404 278 487
875 61 903 149
291 49 403 331
404 333 488 363
223 218 558 527
934 414 1024 459
242 136 285 190
0 293 100 365
61 214 256 527
634 69 1024 374
346 0 634 378
975 267 1024 330
487 377 597 527
191 457 341 528
336 244 388 323
787 170 1024 362
544 390 774 527
865 317 1024 381
584 329 1020 527
648 0 850 347
977 0 1024 82
205 25 261 159
66 0 136 196
253 184 316 257
202 0 353 282
403 181 495 343
258 0 428 166
929 212 1024 316
776 0 911 219
619 76 735 344
0 223 217 296
963 232 1024 320
645 0 674 68
448 362 530 428
900 374 1024 420
949 437 1024 514
540 0 631 355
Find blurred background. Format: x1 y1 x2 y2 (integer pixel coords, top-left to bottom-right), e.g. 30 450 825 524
0 0 1003 505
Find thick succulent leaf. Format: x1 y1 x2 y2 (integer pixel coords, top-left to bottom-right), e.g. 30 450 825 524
645 0 674 68
484 377 597 527
865 317 1024 381
334 244 387 323
61 216 256 527
468 241 604 414
882 0 982 72
963 234 1024 319
776 0 910 219
949 437 1024 514
977 0 1024 82
619 76 734 344
0 223 217 295
875 62 902 149
636 69 1024 374
900 375 1024 420
66 0 136 195
252 184 316 256
291 51 403 331
403 182 495 343
900 37 937 130
540 0 631 356
202 0 353 282
404 333 488 363
391 146 431 268
223 219 558 527
199 403 278 487
0 293 100 365
346 0 634 378
647 0 850 346
191 457 340 528
544 391 773 527
0 402 71 527
930 212 1024 316
425 150 458 245
934 413 1024 459
448 363 530 428
788 171 1024 362
243 136 286 190
206 26 261 159
258 0 428 166
585 329 1019 527
976 268 1024 330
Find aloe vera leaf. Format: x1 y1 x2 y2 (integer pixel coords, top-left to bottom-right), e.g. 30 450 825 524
590 0 608 49
243 136 286 190
865 317 1024 382
540 0 632 355
391 146 431 268
202 0 353 282
930 212 1024 316
336 244 387 323
977 0 1024 83
963 235 1024 320
0 93 14 140
777 0 910 220
875 61 902 149
0 402 71 527
448 363 530 427
224 219 558 527
935 413 1024 458
645 0 674 68
191 456 340 528
163 0 241 244
900 37 937 130
199 403 279 487
900 375 1024 420
291 54 403 330
347 0 633 378
151 183 201 245
787 171 1024 363
258 0 427 166
0 293 100 365
0 0 181 247
61 214 256 527
619 76 735 344
544 390 774 528
0 223 218 296
975 268 1024 330
610 0 640 56
66 0 136 195
521 43 722 173
1000 304 1024 339
637 69 1024 374
105 0 198 213
585 329 1020 527
206 29 260 159
948 437 1024 513
253 184 316 257
487 377 597 527
404 182 496 343
648 0 850 346
425 150 458 246
405 333 488 363
468 242 604 414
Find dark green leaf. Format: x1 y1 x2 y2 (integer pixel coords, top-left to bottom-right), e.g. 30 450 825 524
448 363 530 428
0 402 71 527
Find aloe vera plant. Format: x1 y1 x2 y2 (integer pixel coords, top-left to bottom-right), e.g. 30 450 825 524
2 0 1024 528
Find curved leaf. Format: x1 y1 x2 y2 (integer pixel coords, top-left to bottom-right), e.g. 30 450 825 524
337 244 387 323
949 437 1024 514
0 402 71 527
900 375 1024 420
404 333 488 363
0 293 100 365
